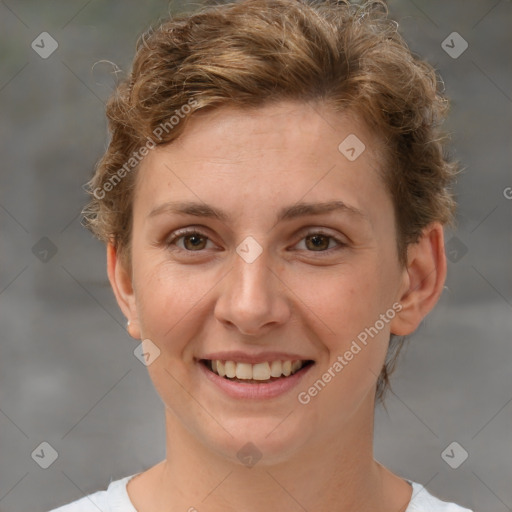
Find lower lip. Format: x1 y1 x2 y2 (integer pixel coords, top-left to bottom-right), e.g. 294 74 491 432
197 360 314 399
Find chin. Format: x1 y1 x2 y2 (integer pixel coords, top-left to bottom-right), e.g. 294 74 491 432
204 415 312 468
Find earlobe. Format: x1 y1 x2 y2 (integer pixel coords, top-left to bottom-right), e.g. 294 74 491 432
390 223 447 336
106 243 141 339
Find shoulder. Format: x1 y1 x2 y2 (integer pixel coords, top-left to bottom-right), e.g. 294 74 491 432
406 481 473 512
47 474 140 512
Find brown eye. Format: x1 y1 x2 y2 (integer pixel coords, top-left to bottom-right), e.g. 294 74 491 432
166 229 213 252
294 230 346 254
305 234 331 251
182 233 208 251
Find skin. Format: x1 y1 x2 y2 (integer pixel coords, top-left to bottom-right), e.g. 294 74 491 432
107 100 447 512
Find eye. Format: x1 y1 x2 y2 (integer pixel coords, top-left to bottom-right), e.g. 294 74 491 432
166 229 215 251
165 228 346 254
294 231 346 253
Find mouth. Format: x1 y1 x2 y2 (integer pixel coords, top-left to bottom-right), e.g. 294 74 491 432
199 358 315 384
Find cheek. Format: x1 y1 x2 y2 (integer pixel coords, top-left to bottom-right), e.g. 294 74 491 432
305 279 392 404
292 263 387 344
133 261 207 351
297 263 392 385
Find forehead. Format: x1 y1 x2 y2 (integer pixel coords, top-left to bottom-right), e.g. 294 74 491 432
163 100 380 162
134 100 390 227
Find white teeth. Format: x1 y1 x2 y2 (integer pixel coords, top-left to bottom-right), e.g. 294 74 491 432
224 360 236 378
235 362 252 380
252 362 271 380
207 359 308 380
291 360 302 373
270 360 282 377
217 360 226 377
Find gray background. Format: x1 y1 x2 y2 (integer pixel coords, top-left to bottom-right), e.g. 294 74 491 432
0 1 510 511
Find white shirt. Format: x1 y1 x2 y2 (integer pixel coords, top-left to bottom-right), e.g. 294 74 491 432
48 474 473 512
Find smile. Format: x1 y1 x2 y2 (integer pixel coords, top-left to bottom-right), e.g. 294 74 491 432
197 357 315 399
201 359 314 383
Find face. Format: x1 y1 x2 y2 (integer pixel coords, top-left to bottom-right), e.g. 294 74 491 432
115 100 410 464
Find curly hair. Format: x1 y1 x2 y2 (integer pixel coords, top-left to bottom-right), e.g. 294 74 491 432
82 0 458 401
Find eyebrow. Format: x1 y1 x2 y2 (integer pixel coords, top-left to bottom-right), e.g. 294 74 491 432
148 200 368 224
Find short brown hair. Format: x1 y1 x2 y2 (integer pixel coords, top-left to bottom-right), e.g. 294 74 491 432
83 0 458 400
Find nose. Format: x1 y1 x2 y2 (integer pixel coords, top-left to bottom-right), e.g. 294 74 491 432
214 246 291 336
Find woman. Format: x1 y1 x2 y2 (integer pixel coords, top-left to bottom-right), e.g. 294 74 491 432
50 0 472 510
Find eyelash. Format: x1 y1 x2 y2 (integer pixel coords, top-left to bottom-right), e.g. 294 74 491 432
165 228 346 255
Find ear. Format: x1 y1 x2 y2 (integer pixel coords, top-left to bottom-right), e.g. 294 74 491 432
390 222 447 336
107 243 141 340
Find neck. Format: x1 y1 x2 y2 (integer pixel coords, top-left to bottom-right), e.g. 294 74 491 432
129 390 412 512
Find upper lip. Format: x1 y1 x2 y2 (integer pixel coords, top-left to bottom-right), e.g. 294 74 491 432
198 351 315 364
